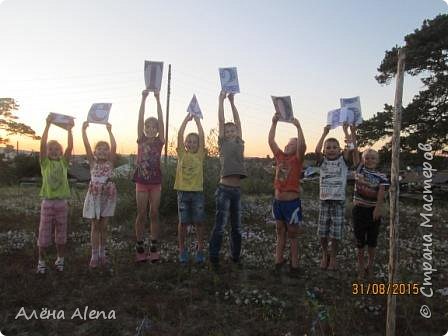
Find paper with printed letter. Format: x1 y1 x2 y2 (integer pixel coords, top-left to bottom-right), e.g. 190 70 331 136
49 112 75 130
340 96 362 125
271 96 294 122
144 61 164 92
219 67 240 94
87 103 112 124
187 94 203 119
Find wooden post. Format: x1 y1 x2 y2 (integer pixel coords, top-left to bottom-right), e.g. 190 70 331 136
164 64 171 165
386 48 406 336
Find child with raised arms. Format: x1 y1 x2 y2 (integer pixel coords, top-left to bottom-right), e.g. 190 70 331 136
174 114 205 264
268 113 306 273
133 89 165 262
209 91 247 270
82 121 117 268
36 115 73 274
315 123 355 271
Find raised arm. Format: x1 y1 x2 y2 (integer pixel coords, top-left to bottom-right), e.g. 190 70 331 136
178 114 192 150
315 125 330 162
351 125 360 167
64 121 74 161
268 113 280 155
228 93 242 138
82 121 94 164
342 123 351 162
218 90 226 138
40 115 52 160
138 89 150 140
292 117 306 162
194 116 205 151
106 123 117 162
154 91 165 144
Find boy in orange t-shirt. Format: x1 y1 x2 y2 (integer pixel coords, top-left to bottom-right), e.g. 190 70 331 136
268 113 306 273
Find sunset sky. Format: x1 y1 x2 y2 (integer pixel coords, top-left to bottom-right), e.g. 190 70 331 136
1 0 447 157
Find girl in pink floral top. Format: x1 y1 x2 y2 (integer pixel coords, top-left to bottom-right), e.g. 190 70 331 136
82 121 117 268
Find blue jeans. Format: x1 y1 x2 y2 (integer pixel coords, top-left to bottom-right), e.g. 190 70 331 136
209 184 242 262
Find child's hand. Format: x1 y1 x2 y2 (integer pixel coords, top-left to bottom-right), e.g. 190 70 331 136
106 123 112 132
193 115 201 123
186 114 193 122
67 120 74 130
343 122 349 133
82 121 89 130
228 93 235 104
142 89 150 98
323 125 331 135
272 113 280 123
373 207 382 221
219 90 227 101
154 91 160 99
46 115 53 125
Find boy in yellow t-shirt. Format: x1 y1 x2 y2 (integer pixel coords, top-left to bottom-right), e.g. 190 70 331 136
174 114 205 263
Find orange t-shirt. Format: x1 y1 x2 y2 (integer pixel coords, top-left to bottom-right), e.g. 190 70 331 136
274 150 302 193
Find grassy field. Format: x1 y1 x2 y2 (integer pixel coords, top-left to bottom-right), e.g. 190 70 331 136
0 181 447 336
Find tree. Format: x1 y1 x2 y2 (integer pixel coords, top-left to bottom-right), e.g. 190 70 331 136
357 14 448 151
0 98 40 144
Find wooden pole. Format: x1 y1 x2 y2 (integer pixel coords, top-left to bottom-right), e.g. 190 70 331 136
386 48 406 336
164 64 171 165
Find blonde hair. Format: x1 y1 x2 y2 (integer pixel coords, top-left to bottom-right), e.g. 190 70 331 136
362 148 379 160
47 140 63 153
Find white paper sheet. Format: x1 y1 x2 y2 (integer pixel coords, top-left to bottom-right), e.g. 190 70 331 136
219 67 240 94
326 107 352 129
187 94 203 119
49 112 75 130
340 96 362 125
87 103 112 124
144 61 164 92
271 96 294 122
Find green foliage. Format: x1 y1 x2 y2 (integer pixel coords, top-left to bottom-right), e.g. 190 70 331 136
358 14 448 151
0 98 40 144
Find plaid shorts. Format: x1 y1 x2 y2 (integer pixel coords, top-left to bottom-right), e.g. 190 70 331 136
38 199 68 247
317 200 345 240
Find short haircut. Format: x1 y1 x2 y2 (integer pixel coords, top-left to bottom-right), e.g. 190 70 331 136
185 133 199 143
362 148 379 159
145 117 158 126
324 137 340 147
224 122 236 128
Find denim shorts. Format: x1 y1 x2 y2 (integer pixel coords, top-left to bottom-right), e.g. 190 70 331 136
177 191 205 224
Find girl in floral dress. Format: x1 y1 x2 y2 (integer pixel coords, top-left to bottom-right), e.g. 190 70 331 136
82 121 117 268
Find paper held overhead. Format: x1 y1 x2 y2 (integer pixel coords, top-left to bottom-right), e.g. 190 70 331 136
48 112 75 130
87 103 112 124
326 107 352 129
271 96 294 122
340 96 362 125
144 61 164 92
187 95 203 119
219 67 240 94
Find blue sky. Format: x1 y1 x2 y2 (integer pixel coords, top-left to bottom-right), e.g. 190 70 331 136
0 0 446 156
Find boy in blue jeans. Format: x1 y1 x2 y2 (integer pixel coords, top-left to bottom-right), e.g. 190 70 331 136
209 90 247 269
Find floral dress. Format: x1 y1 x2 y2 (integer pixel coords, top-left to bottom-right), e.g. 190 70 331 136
83 160 117 219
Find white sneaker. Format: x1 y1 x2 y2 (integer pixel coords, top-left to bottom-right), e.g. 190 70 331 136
54 258 64 272
36 261 47 274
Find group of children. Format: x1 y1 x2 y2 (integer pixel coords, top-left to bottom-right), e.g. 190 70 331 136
36 89 388 280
